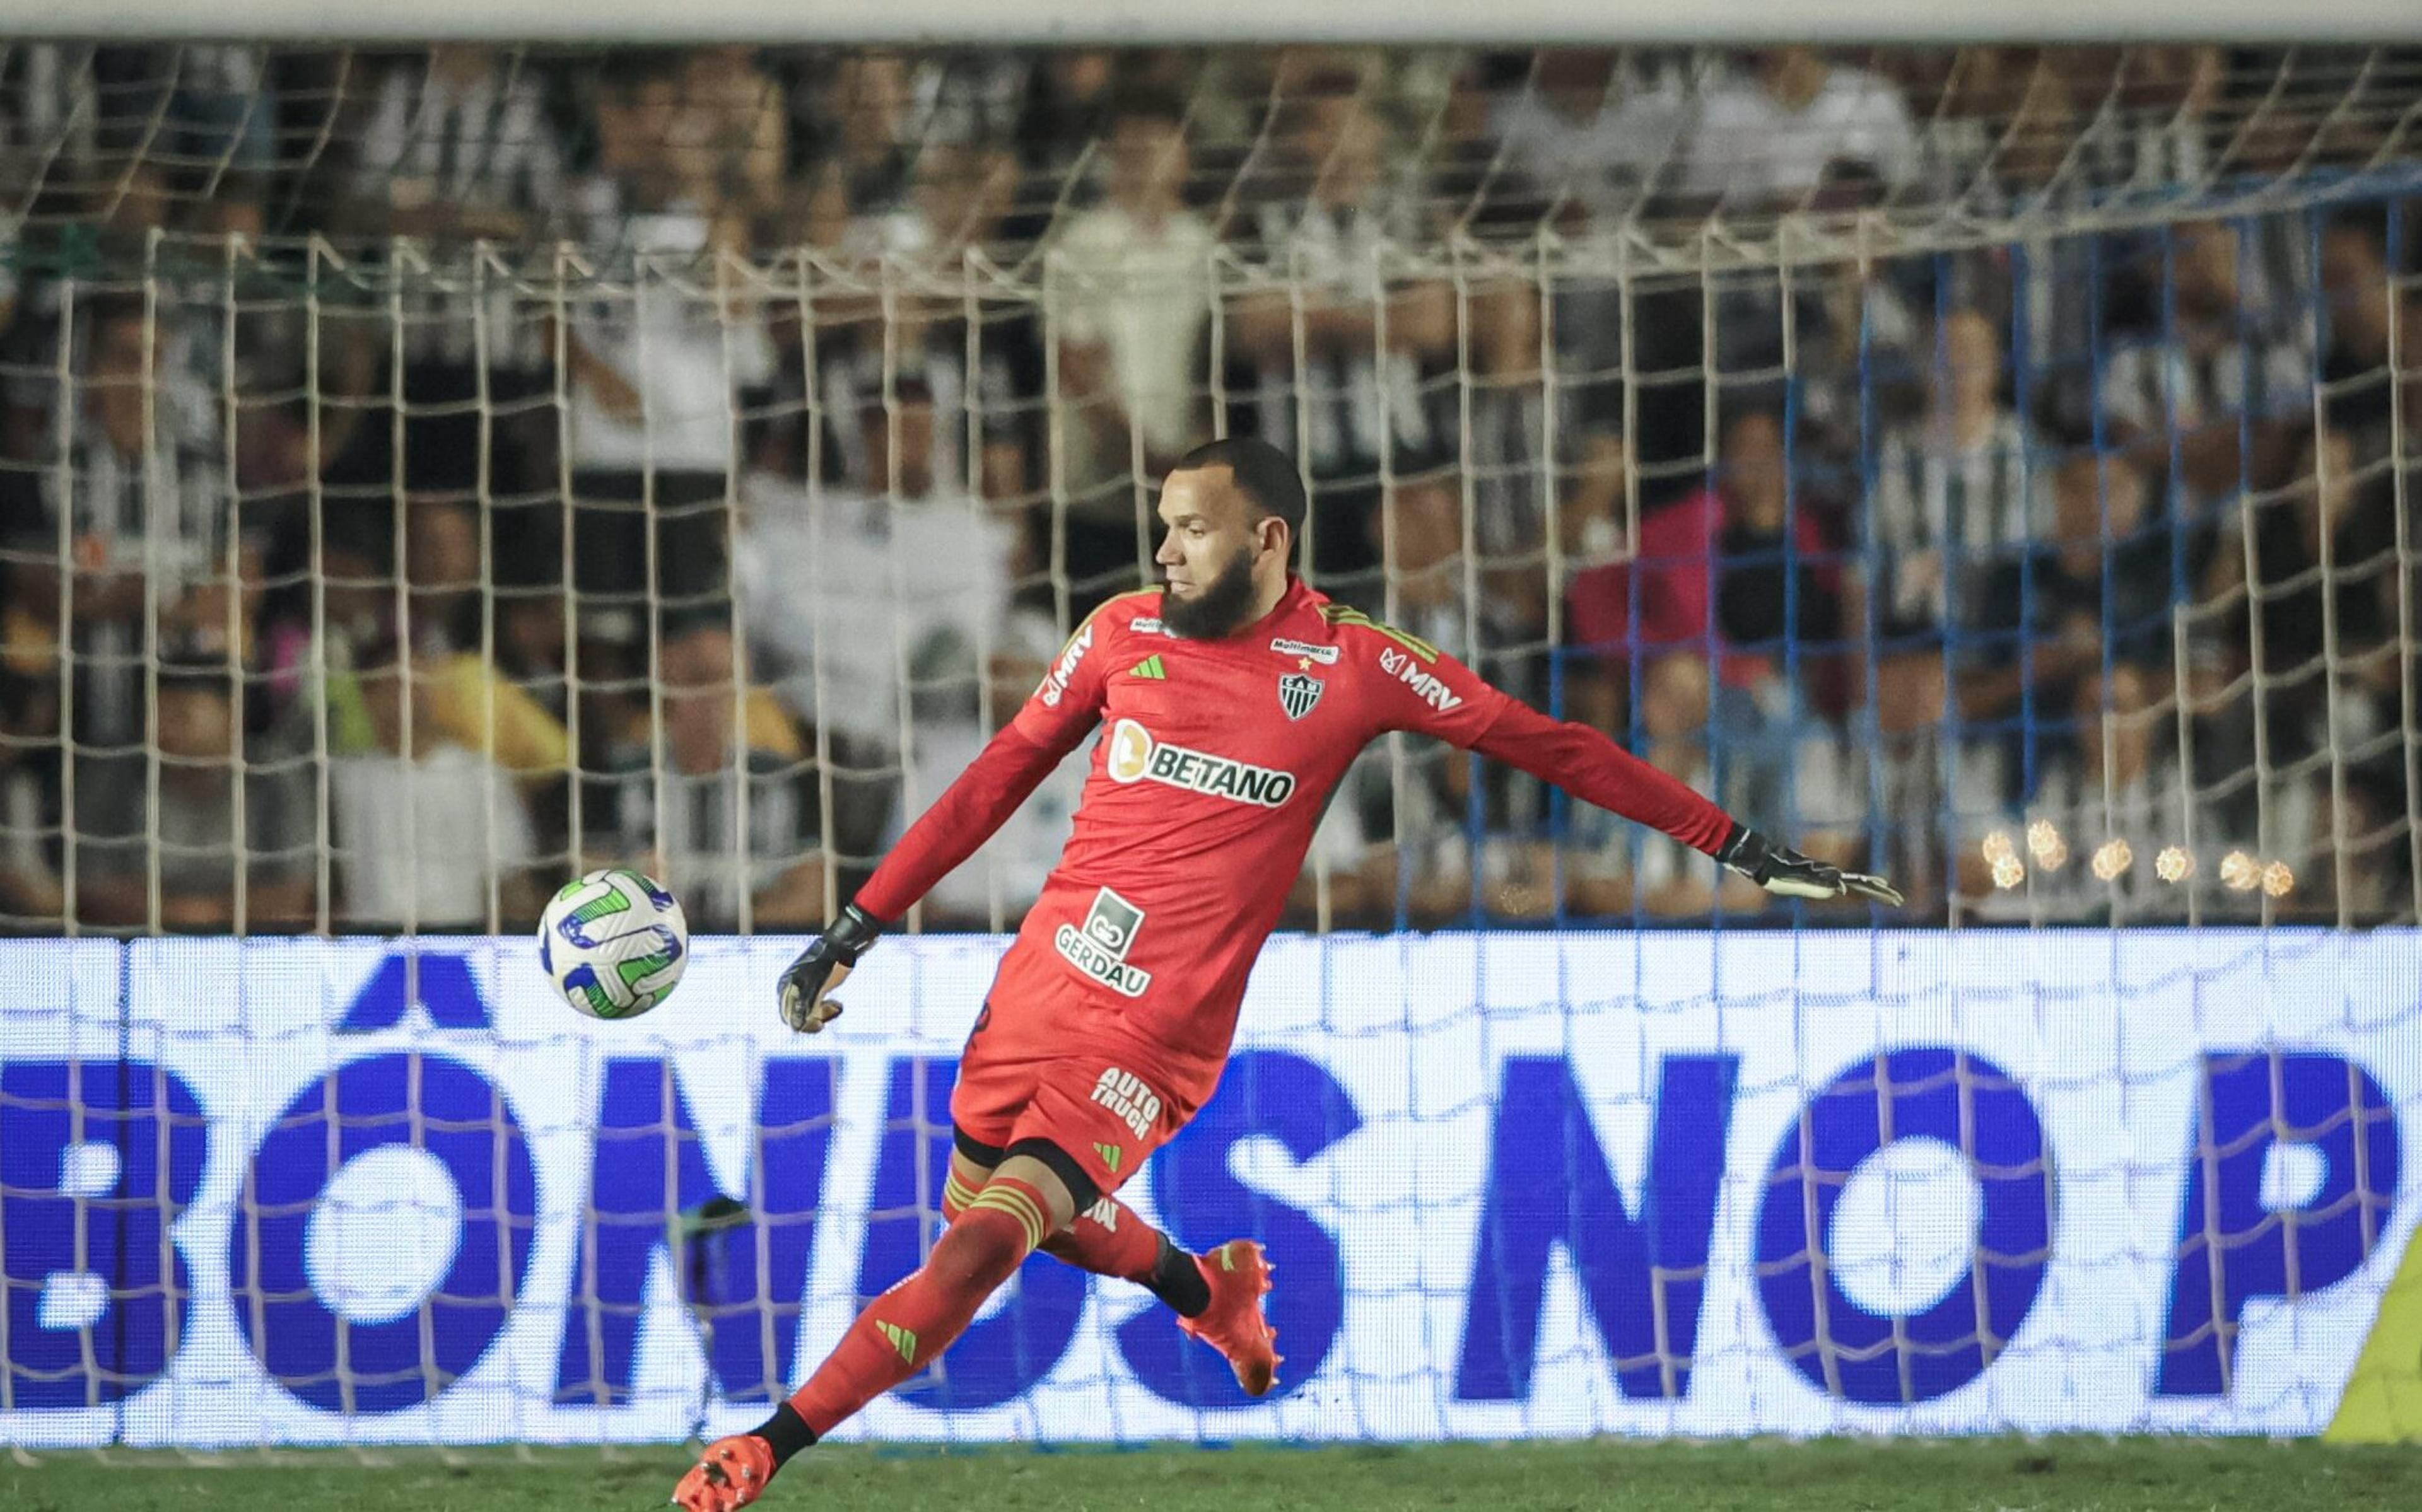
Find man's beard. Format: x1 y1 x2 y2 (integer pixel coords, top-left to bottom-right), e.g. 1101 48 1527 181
1161 545 1259 640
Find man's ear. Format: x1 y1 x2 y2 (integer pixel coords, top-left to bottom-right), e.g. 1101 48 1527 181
1258 515 1290 564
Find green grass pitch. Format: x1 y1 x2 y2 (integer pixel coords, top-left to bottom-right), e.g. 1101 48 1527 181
6 1438 2418 1512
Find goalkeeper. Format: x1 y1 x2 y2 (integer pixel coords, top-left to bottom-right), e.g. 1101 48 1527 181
676 436 1897 1509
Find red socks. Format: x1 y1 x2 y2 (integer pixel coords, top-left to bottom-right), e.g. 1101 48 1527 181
1039 1195 1162 1284
785 1169 1214 1441
786 1175 1050 1437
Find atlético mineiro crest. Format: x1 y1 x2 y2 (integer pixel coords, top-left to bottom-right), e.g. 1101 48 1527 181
1278 672 1323 721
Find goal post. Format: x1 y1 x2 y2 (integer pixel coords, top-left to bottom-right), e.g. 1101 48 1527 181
18 0 2422 44
0 30 2417 1453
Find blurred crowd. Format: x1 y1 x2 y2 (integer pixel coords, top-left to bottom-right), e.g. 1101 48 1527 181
0 40 2416 934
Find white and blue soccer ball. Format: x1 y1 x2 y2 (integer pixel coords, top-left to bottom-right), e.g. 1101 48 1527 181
537 868 689 1020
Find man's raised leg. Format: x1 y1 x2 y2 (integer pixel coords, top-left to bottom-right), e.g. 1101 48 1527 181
670 1154 1075 1512
949 1148 1280 1397
940 1148 1213 1320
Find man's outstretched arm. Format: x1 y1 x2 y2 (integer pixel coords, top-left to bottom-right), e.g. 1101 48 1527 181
776 595 1142 1029
1468 699 1900 905
1367 635 1899 907
776 720 1082 1031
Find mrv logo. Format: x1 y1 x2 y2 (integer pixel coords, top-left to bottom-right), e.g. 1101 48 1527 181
1037 620 1095 707
1379 647 1460 712
1104 718 1296 808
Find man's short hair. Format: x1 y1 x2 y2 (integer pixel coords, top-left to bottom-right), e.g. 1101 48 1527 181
1169 437 1306 542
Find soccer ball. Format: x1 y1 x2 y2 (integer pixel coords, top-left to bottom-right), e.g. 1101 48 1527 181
537 868 689 1020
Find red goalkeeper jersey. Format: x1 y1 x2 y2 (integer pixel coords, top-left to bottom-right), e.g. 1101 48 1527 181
854 576 1733 1108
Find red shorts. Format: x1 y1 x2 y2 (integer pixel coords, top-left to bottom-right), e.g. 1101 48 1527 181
949 999 1191 1199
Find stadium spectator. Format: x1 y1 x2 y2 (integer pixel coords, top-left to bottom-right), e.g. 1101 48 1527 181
0 44 98 204
660 46 788 234
1683 47 1919 211
2101 219 2312 506
1292 472 1557 928
797 52 920 224
353 45 566 243
602 624 826 931
2194 424 2399 859
1868 310 2040 641
737 382 1024 886
0 297 235 902
1960 453 2168 767
0 588 61 927
2044 45 2223 192
1014 49 1119 182
812 142 1039 503
1857 311 2059 897
555 131 776 724
1486 49 1694 229
1049 95 1217 595
2319 216 2399 455
1052 95 1211 452
71 657 313 931
1359 476 1487 919
331 641 539 931
1228 83 1455 603
1565 652 1765 917
2302 774 2407 924
905 608 1077 931
1714 410 1849 815
153 44 278 185
1567 408 1813 818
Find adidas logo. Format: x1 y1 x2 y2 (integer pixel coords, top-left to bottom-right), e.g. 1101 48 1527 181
876 1320 918 1363
1094 1141 1123 1173
1128 655 1166 680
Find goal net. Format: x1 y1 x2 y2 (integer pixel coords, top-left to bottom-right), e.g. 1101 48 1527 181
1 38 2419 1450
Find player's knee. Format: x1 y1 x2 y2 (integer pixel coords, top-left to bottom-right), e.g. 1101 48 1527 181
998 1143 1093 1225
940 1158 989 1223
928 1204 1031 1293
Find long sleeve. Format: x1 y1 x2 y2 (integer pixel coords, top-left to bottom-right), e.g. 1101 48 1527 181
855 591 1144 921
1369 631 1736 856
853 722 1080 922
1469 699 1734 856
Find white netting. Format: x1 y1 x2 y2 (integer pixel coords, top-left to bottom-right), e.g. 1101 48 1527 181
0 80 2416 933
0 37 2419 1458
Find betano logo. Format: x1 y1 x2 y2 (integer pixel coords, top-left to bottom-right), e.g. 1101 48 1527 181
1104 719 1297 808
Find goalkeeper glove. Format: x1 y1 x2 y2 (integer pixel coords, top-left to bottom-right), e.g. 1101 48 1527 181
1717 822 1904 907
776 902 883 1033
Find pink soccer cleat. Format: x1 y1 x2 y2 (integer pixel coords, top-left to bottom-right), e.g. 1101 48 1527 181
1177 1239 1283 1397
671 1433 776 1512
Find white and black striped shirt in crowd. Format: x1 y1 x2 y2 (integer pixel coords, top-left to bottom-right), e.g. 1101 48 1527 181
0 42 97 172
612 748 816 930
1244 199 1444 486
816 332 1024 496
357 59 563 219
47 414 231 748
1870 413 2039 632
357 59 567 369
2100 327 2312 454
